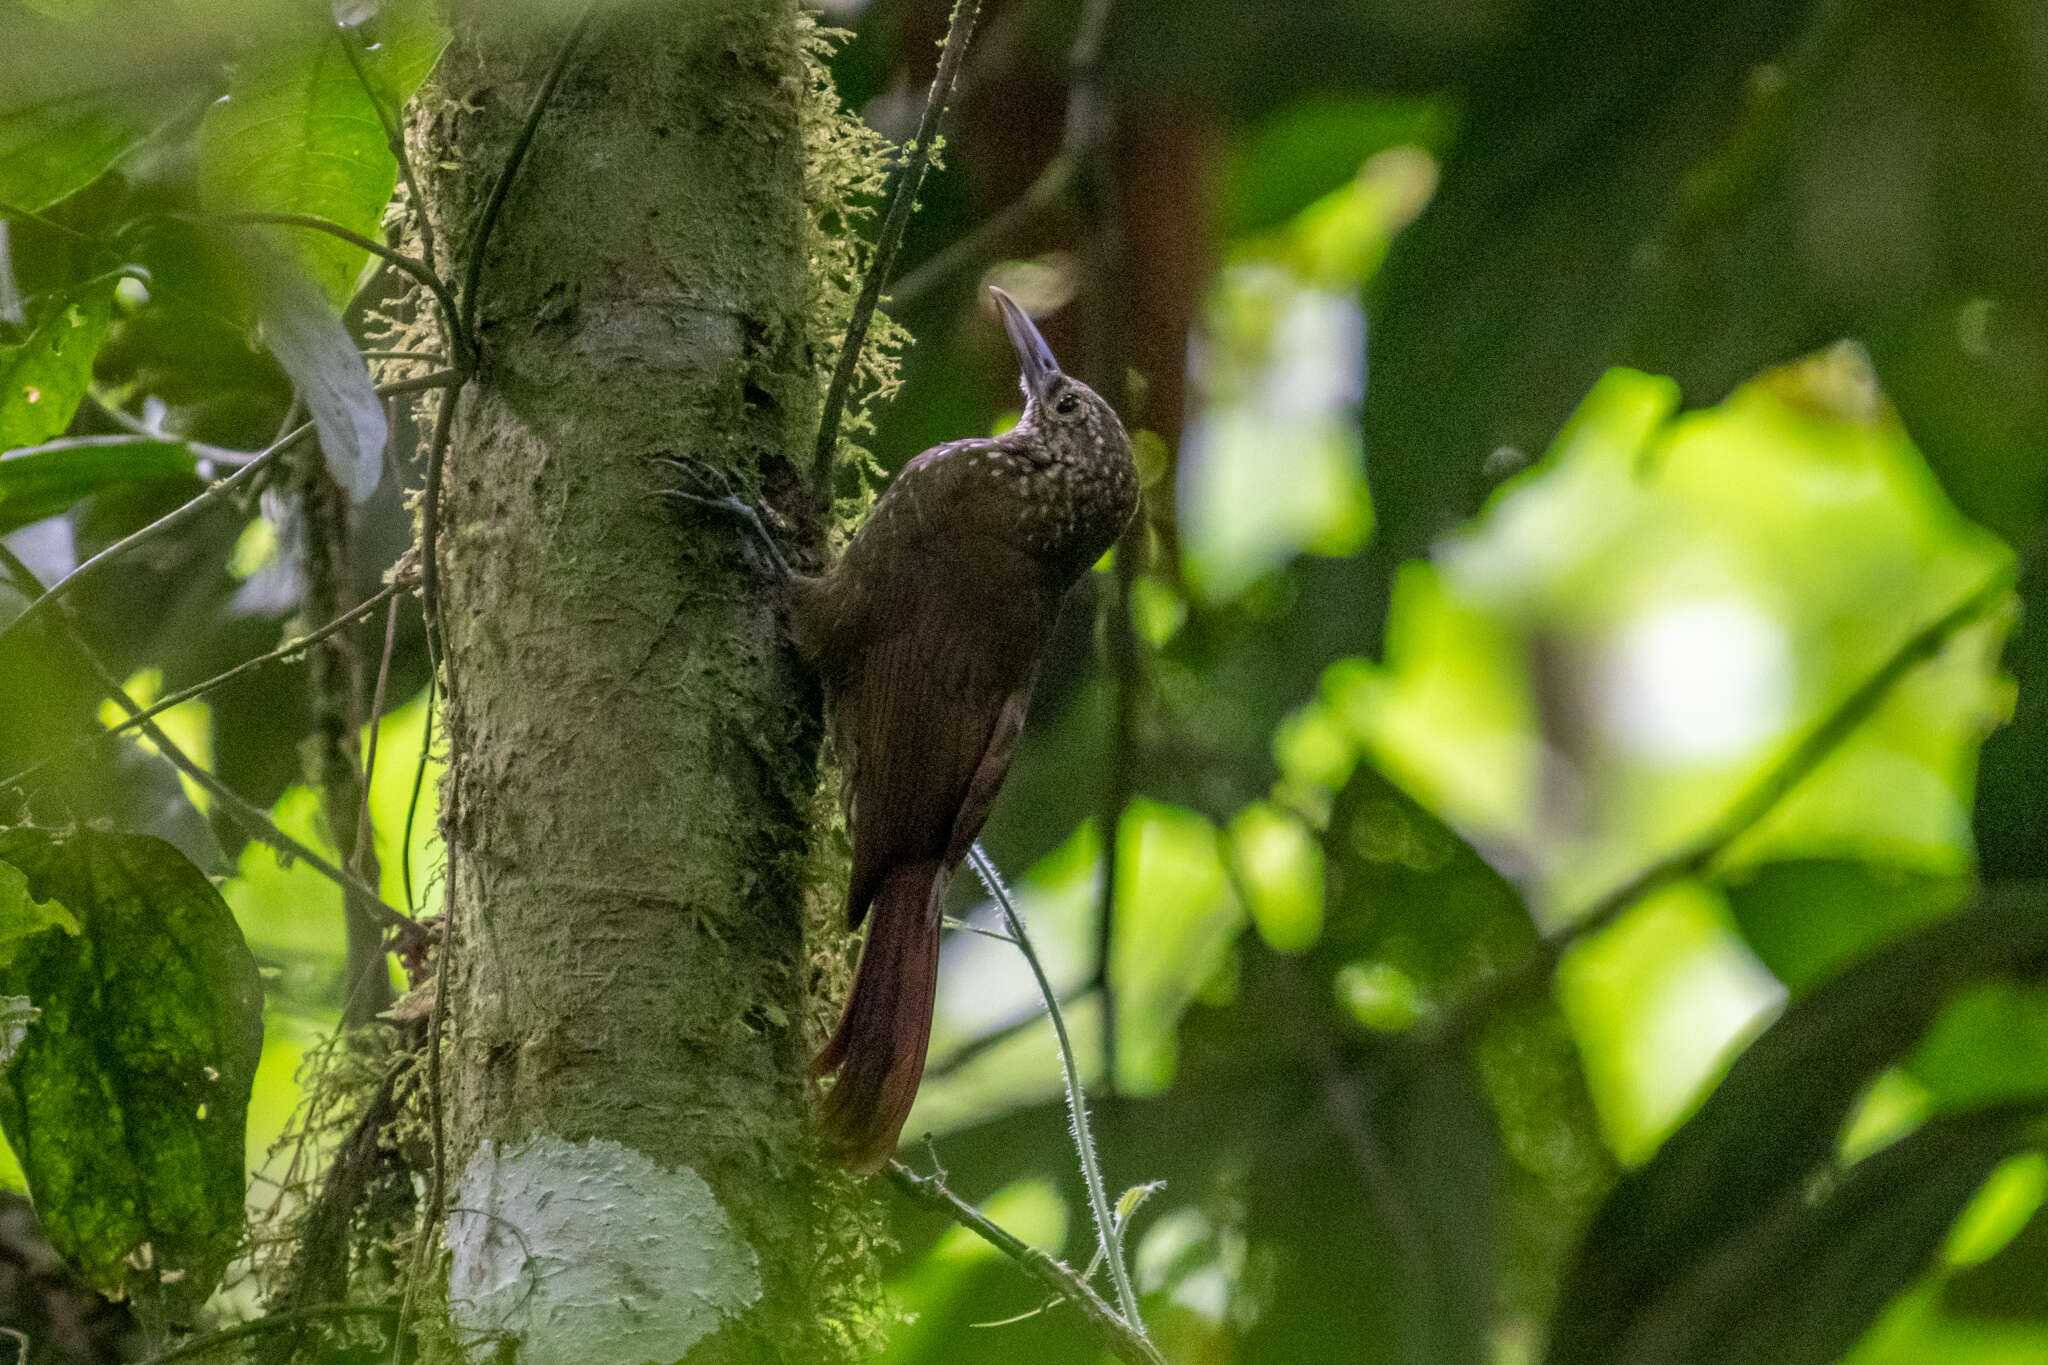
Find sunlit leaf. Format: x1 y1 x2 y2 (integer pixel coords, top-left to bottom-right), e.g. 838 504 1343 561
0 827 262 1313
0 94 143 214
197 2 449 304
0 273 116 450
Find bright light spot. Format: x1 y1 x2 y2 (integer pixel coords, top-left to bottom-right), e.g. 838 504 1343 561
23 386 39 404
1600 598 1793 762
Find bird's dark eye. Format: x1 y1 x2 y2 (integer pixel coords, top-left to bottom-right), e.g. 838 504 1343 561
1055 393 1080 415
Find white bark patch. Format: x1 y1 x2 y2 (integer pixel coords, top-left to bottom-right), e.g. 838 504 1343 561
447 1136 760 1363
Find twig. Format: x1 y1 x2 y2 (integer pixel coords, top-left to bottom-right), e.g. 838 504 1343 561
812 0 984 491
885 0 1113 313
376 367 465 397
926 980 1100 1079
886 1160 1164 1365
401 686 435 914
354 590 403 878
0 583 402 794
418 377 459 709
459 1 599 350
1071 0 1136 1100
297 447 392 1024
4 430 261 470
214 213 469 365
884 156 1073 311
392 854 456 1365
0 548 415 933
133 1305 397 1365
334 20 440 276
966 842 1147 1336
1437 565 2018 1044
0 420 314 651
0 370 451 655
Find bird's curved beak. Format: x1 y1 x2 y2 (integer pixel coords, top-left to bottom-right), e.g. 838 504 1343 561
990 285 1063 405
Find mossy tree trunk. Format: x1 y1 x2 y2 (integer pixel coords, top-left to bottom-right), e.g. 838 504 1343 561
410 4 876 1360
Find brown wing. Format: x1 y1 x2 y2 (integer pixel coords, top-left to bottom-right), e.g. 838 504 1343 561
837 541 1055 928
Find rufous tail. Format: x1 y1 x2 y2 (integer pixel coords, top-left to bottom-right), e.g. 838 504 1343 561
814 862 943 1172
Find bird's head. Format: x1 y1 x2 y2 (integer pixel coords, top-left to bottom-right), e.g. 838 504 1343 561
990 285 1127 465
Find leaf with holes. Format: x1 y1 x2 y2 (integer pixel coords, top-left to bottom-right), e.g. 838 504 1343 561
0 273 116 451
0 828 262 1313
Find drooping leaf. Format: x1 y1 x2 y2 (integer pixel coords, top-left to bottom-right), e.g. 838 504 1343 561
0 827 262 1312
0 93 146 214
197 3 450 305
1610 1105 2040 1365
241 239 385 501
0 435 200 532
0 273 116 450
1543 898 2048 1364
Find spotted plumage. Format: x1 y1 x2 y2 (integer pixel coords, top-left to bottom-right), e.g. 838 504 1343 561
789 288 1138 1171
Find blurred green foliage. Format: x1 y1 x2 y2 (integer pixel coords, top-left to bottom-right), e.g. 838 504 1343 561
1 0 2047 1361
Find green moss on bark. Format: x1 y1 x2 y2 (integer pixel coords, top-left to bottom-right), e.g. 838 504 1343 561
409 3 891 1358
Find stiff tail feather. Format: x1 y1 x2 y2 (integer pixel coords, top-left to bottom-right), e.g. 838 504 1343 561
814 862 943 1171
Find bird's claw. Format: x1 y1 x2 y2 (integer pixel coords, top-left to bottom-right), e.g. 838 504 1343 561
651 458 794 581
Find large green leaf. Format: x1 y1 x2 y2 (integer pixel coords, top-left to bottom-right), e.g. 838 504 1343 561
1361 0 2048 564
0 93 144 215
0 828 262 1313
1724 860 1971 994
197 3 449 305
1542 899 2048 1364
0 435 199 532
0 273 116 450
1609 1106 2042 1365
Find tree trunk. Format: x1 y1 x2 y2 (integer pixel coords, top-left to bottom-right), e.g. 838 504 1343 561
411 4 876 1359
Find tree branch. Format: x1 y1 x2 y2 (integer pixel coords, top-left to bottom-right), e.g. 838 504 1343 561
886 1159 1164 1365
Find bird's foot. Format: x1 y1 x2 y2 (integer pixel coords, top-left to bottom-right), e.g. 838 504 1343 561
651 458 794 581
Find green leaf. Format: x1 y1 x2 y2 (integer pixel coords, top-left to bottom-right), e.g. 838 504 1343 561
0 94 145 214
0 856 76 965
1724 860 1970 994
1607 1106 2041 1365
0 435 200 533
1946 1199 2048 1321
197 4 449 305
242 240 385 500
1543 900 2048 1365
0 827 262 1312
0 273 116 450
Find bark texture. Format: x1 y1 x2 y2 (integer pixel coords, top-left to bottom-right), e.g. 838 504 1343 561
412 4 874 1359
